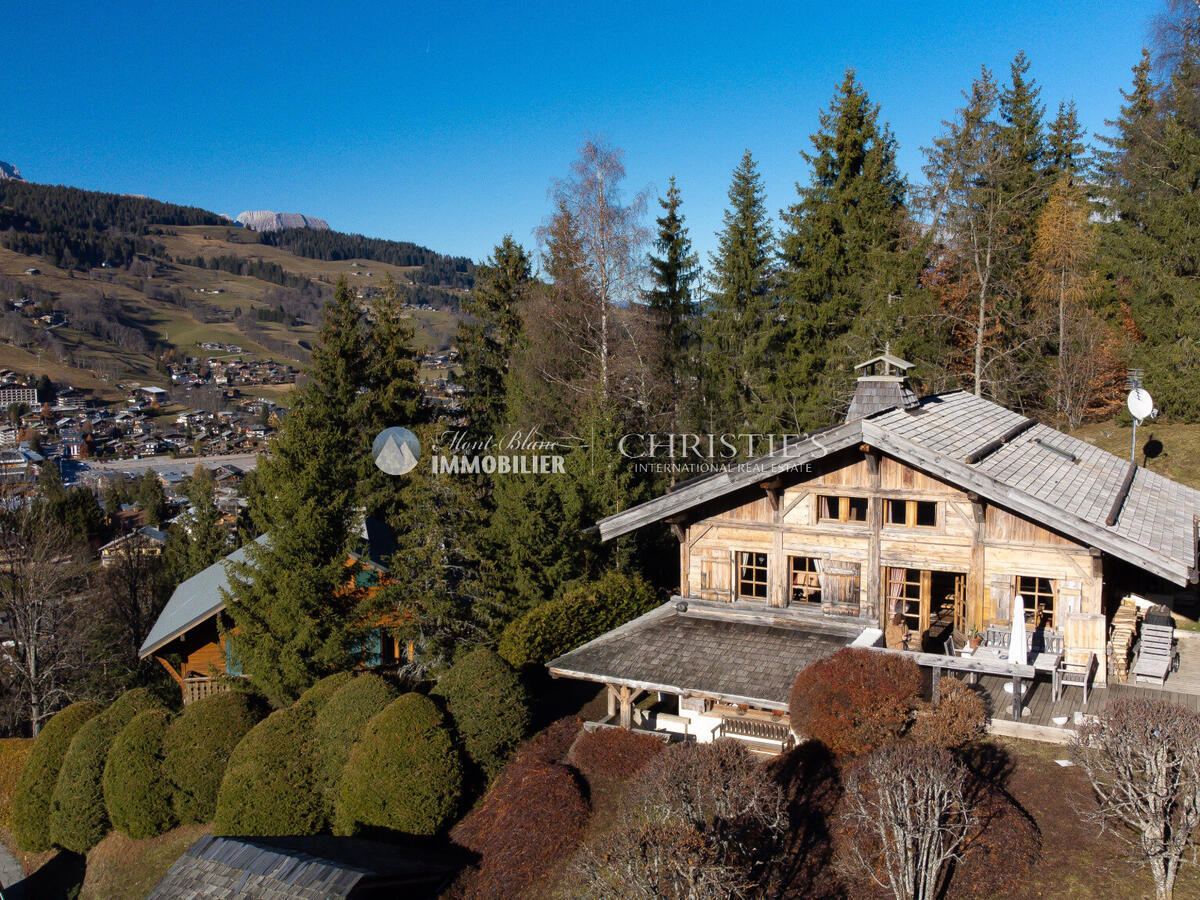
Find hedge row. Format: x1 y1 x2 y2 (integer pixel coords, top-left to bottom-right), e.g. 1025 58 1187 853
434 648 530 782
334 693 463 837
102 709 175 839
49 688 164 853
12 702 102 851
314 674 398 819
163 690 265 824
498 571 658 669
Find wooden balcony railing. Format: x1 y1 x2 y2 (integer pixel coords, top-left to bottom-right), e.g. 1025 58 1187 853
182 676 233 705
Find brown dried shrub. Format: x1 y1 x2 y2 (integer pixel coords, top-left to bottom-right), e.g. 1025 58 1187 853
569 727 664 779
909 677 988 749
789 648 922 757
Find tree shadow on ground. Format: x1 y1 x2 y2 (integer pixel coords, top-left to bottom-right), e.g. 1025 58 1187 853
5 850 85 900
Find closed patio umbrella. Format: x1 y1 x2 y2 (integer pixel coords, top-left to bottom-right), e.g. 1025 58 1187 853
1008 594 1027 666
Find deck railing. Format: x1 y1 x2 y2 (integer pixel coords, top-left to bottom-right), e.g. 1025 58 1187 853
182 676 233 705
714 716 796 752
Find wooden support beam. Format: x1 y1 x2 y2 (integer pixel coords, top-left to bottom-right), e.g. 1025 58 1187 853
1105 462 1137 526
618 686 634 730
759 477 783 512
963 417 1038 464
155 656 185 687
932 665 942 705
1011 675 1022 720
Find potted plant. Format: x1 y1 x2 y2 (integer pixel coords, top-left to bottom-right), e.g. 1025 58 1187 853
967 628 983 650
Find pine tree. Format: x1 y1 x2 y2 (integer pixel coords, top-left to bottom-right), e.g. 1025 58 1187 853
778 71 921 428
998 51 1047 205
162 469 226 583
457 237 530 442
646 177 699 408
700 151 777 436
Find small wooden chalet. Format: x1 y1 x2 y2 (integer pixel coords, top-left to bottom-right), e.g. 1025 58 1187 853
549 354 1200 750
139 518 400 705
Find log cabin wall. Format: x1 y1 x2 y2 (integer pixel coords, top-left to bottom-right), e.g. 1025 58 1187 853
681 447 1103 641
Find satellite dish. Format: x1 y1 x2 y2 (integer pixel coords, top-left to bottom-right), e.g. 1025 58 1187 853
1127 388 1155 422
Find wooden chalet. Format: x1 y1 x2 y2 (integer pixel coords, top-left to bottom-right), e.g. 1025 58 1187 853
549 354 1200 750
139 518 401 705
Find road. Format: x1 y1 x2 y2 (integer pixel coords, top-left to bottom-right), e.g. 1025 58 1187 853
75 451 261 480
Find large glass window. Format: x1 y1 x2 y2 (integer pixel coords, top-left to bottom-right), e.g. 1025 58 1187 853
737 551 768 600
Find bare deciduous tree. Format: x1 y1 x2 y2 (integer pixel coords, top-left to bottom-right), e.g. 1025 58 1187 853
573 739 786 900
838 742 974 900
1072 697 1200 900
0 505 94 735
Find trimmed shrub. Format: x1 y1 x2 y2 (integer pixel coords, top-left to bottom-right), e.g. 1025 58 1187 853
0 738 33 831
12 702 102 851
450 756 590 900
569 727 664 780
162 690 265 824
335 693 463 836
433 648 531 782
789 648 922 757
212 703 324 837
498 571 658 668
909 677 988 749
314 673 398 818
49 688 163 852
102 709 175 839
296 671 355 712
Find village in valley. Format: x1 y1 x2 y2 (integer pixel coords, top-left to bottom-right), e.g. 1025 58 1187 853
1 2 1200 899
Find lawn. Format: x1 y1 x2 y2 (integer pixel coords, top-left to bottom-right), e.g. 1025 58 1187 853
1072 421 1200 491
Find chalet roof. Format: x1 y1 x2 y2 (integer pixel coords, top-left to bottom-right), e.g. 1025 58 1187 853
99 525 168 552
548 602 861 710
146 834 460 900
596 390 1200 586
854 351 912 371
138 535 269 658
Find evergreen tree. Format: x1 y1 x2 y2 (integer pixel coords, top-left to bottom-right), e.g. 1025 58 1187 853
998 51 1047 205
1097 42 1200 419
226 279 375 705
456 237 530 443
700 151 777 436
162 470 226 583
1046 100 1088 181
778 71 921 428
646 177 700 410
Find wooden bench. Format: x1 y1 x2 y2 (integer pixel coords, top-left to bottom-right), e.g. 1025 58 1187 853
983 624 1063 656
715 717 795 754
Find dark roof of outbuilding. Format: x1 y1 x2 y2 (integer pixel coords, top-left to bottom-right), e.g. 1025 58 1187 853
548 602 861 710
145 834 461 900
596 391 1200 586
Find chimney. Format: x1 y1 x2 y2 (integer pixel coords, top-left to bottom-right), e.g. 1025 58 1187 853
846 347 919 422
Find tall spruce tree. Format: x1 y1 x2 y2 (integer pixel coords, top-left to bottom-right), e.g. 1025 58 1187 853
226 279 382 705
1046 100 1088 181
998 51 1047 205
1097 41 1200 419
700 151 777 436
457 237 531 442
777 71 920 429
646 177 700 412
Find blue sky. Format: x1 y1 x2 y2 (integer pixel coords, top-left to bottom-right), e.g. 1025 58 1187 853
4 1 1156 264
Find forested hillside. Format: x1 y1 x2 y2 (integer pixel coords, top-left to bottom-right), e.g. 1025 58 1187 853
0 182 469 396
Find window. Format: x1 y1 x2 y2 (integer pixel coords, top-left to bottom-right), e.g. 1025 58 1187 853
818 495 868 524
737 551 768 600
885 498 939 528
789 556 822 604
1017 576 1057 629
894 568 924 632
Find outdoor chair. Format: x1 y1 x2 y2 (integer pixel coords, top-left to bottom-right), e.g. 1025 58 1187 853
1130 622 1178 685
1053 651 1096 703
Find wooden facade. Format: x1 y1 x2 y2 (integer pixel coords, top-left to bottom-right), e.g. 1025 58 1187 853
675 444 1108 678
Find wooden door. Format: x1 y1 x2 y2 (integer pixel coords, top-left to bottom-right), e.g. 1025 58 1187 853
698 550 731 603
952 574 967 633
820 560 862 615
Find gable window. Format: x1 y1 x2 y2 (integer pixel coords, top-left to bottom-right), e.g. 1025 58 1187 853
818 495 868 524
1017 576 1057 629
885 499 939 528
789 556 822 605
737 551 768 600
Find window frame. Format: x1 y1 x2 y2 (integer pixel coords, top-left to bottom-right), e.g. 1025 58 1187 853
817 494 869 525
1016 575 1057 629
884 498 940 529
788 555 822 605
736 550 769 600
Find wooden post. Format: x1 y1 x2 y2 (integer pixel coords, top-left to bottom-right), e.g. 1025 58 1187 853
968 493 987 632
932 665 941 706
669 517 689 597
618 686 633 730
865 447 882 625
607 684 617 720
1011 676 1021 719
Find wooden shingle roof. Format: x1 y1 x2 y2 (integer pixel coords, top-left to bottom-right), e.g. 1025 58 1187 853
549 602 860 710
596 391 1200 585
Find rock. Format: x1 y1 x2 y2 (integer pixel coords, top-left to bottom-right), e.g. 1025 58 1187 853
235 210 330 232
0 161 24 181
